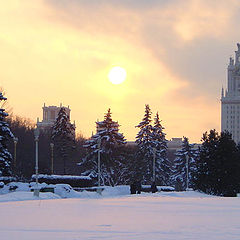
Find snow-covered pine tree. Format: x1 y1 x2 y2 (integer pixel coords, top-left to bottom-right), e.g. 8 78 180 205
151 112 171 185
172 137 198 190
0 92 13 176
51 107 75 175
193 130 240 196
135 104 154 184
81 109 127 186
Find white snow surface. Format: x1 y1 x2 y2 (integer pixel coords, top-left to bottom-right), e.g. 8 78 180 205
0 191 61 202
0 187 240 239
0 183 131 200
32 174 92 180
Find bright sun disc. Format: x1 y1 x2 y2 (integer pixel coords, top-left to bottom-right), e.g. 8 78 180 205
108 66 127 84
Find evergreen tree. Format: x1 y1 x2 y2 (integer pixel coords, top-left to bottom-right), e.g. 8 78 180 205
151 112 171 185
135 104 153 183
193 129 219 194
135 105 171 185
7 116 35 179
172 137 198 190
120 143 138 184
52 107 75 175
81 109 127 186
0 93 13 176
193 130 240 196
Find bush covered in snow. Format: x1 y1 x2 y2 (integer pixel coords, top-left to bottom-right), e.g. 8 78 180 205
0 176 17 184
31 174 94 187
141 185 175 192
0 181 82 198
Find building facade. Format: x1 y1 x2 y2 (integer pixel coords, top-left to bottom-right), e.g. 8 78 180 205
37 103 74 132
221 43 240 143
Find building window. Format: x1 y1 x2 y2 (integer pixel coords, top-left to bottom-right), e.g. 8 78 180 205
50 110 55 120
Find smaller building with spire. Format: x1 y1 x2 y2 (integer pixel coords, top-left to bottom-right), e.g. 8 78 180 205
37 103 75 132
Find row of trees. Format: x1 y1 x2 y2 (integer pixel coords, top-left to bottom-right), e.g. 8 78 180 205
1 91 240 196
194 130 240 196
79 105 240 196
134 105 170 185
5 108 84 178
80 105 178 186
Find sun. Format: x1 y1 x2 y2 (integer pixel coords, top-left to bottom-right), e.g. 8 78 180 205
108 66 127 84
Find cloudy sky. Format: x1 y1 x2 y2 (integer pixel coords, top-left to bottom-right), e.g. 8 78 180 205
1 0 240 142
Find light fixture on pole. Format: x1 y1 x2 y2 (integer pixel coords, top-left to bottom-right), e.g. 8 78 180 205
50 143 54 175
34 128 40 197
97 138 101 188
186 155 189 191
96 138 103 194
13 137 18 174
153 148 156 182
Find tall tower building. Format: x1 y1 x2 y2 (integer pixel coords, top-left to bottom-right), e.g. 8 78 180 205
37 103 75 134
221 43 240 143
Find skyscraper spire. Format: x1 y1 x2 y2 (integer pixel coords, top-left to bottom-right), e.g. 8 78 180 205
235 43 240 66
221 43 240 144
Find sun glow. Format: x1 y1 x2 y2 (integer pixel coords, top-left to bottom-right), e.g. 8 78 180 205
108 66 127 84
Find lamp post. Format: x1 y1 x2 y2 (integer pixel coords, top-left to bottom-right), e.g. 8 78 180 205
186 155 189 191
50 143 54 175
97 138 101 188
34 128 40 197
153 148 156 182
13 137 18 174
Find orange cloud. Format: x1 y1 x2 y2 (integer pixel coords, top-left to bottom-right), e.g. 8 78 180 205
1 0 238 142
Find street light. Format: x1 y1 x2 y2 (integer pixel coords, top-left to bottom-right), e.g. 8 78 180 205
13 137 18 174
96 138 104 194
50 143 54 175
153 148 156 182
186 155 189 191
34 128 40 197
97 138 101 188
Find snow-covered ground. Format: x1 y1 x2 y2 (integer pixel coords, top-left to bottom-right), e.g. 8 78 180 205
0 182 132 201
0 187 239 240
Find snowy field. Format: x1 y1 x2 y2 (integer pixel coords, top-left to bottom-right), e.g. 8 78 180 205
0 188 240 240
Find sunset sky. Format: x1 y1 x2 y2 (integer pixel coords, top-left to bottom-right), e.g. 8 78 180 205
1 0 240 143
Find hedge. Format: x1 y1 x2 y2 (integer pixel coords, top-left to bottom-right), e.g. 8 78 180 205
31 174 94 188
